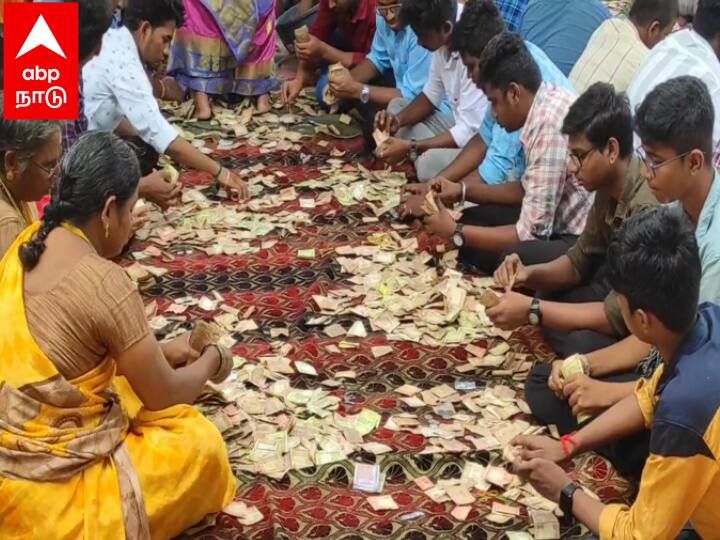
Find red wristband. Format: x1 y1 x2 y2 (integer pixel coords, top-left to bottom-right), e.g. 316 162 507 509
560 432 579 458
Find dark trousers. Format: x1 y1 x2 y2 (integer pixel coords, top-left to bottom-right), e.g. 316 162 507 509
541 268 619 358
459 203 577 275
525 362 650 478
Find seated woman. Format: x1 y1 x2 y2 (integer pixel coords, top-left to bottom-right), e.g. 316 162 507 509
0 131 236 540
0 109 62 258
169 0 281 118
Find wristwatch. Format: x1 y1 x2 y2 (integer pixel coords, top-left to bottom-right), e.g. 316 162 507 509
560 482 583 518
528 297 542 326
409 139 419 161
452 223 465 248
360 85 370 104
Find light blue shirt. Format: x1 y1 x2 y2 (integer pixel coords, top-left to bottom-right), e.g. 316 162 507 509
366 15 450 113
696 170 720 305
520 0 610 76
479 41 573 185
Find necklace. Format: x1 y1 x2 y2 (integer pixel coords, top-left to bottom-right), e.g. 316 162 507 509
0 174 32 227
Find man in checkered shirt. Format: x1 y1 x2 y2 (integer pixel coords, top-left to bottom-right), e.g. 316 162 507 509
423 32 592 275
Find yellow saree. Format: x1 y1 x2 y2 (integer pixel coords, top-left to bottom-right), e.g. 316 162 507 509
0 224 236 539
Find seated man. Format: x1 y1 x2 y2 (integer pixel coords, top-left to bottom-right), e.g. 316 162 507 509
628 0 720 162
399 0 571 203
83 0 249 198
372 0 487 181
570 0 678 94
519 0 611 76
513 206 720 540
488 83 659 358
281 0 376 105
521 76 720 472
322 0 441 116
421 33 591 274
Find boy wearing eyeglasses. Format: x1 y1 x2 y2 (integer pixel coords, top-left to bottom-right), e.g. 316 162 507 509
488 82 658 357
321 0 442 114
507 75 720 479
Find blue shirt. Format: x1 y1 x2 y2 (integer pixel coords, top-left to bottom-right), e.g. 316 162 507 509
520 0 610 76
497 0 529 33
366 15 450 112
479 41 573 185
696 170 720 304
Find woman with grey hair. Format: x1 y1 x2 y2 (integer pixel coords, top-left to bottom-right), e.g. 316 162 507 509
0 97 62 257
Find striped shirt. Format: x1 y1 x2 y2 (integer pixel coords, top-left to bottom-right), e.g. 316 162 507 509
517 83 592 241
570 17 649 94
628 29 720 154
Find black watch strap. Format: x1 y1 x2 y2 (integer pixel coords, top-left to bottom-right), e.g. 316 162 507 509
560 482 582 518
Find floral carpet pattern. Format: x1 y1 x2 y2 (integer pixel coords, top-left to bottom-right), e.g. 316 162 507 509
125 117 634 539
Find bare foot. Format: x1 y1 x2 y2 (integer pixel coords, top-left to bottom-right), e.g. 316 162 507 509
256 94 271 114
194 91 213 120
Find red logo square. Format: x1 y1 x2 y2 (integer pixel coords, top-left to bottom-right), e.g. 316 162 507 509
3 2 79 120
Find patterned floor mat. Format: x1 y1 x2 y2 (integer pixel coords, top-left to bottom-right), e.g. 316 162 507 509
132 74 634 538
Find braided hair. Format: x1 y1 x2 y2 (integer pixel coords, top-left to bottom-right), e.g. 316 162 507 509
19 131 141 270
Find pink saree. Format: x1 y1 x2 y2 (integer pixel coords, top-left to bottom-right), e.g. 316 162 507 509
169 0 280 97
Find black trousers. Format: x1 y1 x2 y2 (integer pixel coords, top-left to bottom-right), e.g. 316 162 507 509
540 267 620 358
525 362 650 478
459 203 577 275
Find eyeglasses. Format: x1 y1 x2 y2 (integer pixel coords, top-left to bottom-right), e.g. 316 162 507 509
377 3 402 16
569 147 597 171
31 159 62 179
635 147 695 178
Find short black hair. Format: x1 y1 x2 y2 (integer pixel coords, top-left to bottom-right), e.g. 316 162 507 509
124 0 185 31
635 75 714 156
694 0 720 41
629 0 679 29
607 206 700 333
78 0 114 61
400 0 458 35
476 32 541 93
562 82 633 159
450 0 506 56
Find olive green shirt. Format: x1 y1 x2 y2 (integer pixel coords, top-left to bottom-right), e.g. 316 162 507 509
566 156 659 335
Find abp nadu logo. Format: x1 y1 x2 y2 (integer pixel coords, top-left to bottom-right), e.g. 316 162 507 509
3 2 79 120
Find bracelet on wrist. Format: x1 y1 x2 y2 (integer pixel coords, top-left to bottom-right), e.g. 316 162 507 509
213 164 224 181
560 432 580 458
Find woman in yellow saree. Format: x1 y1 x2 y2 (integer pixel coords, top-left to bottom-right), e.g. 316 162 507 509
0 131 236 539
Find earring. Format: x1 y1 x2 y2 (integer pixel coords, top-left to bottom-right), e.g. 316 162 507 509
7 171 14 181
104 221 110 239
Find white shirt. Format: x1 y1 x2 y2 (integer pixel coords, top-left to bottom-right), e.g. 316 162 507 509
83 27 178 154
628 29 720 148
421 3 487 147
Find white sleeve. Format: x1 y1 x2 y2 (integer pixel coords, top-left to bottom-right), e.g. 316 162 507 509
113 57 178 154
422 52 446 108
448 69 488 148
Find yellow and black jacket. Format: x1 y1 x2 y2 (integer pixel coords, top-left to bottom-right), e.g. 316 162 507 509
600 303 720 539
